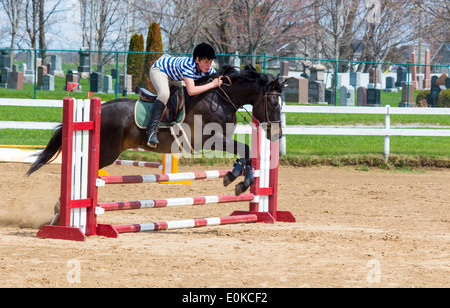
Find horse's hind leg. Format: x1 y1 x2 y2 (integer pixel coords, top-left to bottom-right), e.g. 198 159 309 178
234 159 254 196
223 158 245 187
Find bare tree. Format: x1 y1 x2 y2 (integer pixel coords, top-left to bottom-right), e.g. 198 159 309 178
1 0 24 56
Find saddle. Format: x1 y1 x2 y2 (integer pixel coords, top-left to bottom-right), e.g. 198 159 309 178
135 85 186 129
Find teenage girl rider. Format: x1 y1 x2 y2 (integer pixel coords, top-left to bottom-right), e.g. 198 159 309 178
146 42 223 147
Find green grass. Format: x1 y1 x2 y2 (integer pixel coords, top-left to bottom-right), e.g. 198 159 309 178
1 88 449 168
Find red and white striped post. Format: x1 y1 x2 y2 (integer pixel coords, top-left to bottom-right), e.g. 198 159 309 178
37 97 102 241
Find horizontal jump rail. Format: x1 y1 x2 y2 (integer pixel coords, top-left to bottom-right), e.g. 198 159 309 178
114 160 162 168
99 169 231 185
109 214 258 233
98 193 255 211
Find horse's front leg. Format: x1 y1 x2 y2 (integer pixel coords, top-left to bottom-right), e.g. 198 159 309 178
220 136 254 196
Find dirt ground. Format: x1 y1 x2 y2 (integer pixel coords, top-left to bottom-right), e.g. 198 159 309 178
0 162 448 288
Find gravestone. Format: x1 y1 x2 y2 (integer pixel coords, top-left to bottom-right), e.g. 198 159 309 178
416 75 424 90
65 72 79 92
78 48 90 78
232 52 241 71
445 77 450 89
12 64 18 72
308 80 325 103
366 88 381 106
410 52 418 89
339 85 355 106
43 74 55 91
24 50 35 83
285 77 299 103
119 74 132 93
6 71 23 90
310 64 325 82
395 66 407 88
90 72 102 92
0 52 11 69
51 55 64 77
325 89 335 105
103 75 114 93
431 75 438 87
298 77 309 104
357 87 367 106
37 66 48 89
399 83 415 107
368 68 381 89
0 67 10 87
383 76 398 92
111 69 117 79
350 72 362 88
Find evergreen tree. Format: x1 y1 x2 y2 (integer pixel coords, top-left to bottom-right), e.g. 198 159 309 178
127 33 145 93
141 22 164 92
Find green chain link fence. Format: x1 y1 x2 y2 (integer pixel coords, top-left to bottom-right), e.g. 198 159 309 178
0 48 449 107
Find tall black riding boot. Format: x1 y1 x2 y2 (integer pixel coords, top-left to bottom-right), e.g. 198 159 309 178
146 99 166 147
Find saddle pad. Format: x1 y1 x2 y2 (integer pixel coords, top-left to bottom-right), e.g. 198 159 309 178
134 99 185 129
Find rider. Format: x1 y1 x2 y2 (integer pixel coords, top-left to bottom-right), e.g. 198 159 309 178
146 42 223 147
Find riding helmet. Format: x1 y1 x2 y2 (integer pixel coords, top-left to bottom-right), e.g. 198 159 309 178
193 43 216 60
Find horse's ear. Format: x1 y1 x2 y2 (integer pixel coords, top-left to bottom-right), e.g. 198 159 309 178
269 78 286 92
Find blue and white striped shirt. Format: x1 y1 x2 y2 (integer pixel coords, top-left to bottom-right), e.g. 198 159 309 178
152 55 216 81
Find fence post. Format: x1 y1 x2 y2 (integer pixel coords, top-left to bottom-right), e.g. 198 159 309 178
33 49 37 99
384 105 390 162
263 51 267 73
334 60 338 106
406 64 410 107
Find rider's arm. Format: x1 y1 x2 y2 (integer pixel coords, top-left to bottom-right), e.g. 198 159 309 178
184 76 222 96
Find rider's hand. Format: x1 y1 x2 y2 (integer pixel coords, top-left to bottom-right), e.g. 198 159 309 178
214 76 223 87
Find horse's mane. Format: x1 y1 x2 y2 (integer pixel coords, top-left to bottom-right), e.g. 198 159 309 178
196 64 274 92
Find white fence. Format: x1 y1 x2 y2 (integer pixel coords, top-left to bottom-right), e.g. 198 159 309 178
1 99 450 161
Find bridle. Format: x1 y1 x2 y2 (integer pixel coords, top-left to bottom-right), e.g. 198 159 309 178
216 78 282 128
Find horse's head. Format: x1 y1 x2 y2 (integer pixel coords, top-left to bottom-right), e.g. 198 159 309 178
250 70 286 141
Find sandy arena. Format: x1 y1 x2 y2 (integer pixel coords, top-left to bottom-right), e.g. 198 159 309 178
0 162 448 288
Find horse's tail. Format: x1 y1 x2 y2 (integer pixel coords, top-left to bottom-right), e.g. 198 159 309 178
26 124 63 176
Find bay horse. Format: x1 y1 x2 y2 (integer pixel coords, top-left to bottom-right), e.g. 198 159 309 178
27 65 285 196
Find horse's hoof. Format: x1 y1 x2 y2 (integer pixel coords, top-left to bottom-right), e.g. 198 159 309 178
234 182 248 196
223 171 236 187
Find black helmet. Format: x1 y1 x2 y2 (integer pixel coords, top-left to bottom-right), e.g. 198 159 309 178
193 43 216 60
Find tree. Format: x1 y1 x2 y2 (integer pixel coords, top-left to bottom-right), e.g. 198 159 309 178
140 22 163 92
127 33 145 92
0 0 24 57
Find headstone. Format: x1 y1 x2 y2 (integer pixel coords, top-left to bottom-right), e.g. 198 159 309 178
340 85 355 106
298 77 309 104
24 50 35 83
232 52 241 71
310 64 326 81
349 72 361 88
119 74 132 93
12 64 19 72
21 63 27 73
46 63 52 75
357 87 367 106
36 58 42 68
325 89 335 105
383 76 398 92
367 88 381 106
78 48 90 78
308 80 325 103
90 72 102 92
6 71 23 90
0 67 10 87
368 68 381 89
423 49 431 89
279 61 289 80
111 69 117 79
445 77 450 89
0 52 11 69
51 55 64 77
395 66 407 88
37 66 48 88
285 77 299 103
43 74 55 91
431 75 438 87
65 73 79 92
416 75 424 90
435 73 448 86
399 83 415 107
103 75 114 93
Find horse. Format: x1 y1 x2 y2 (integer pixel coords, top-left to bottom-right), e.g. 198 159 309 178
27 65 286 196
